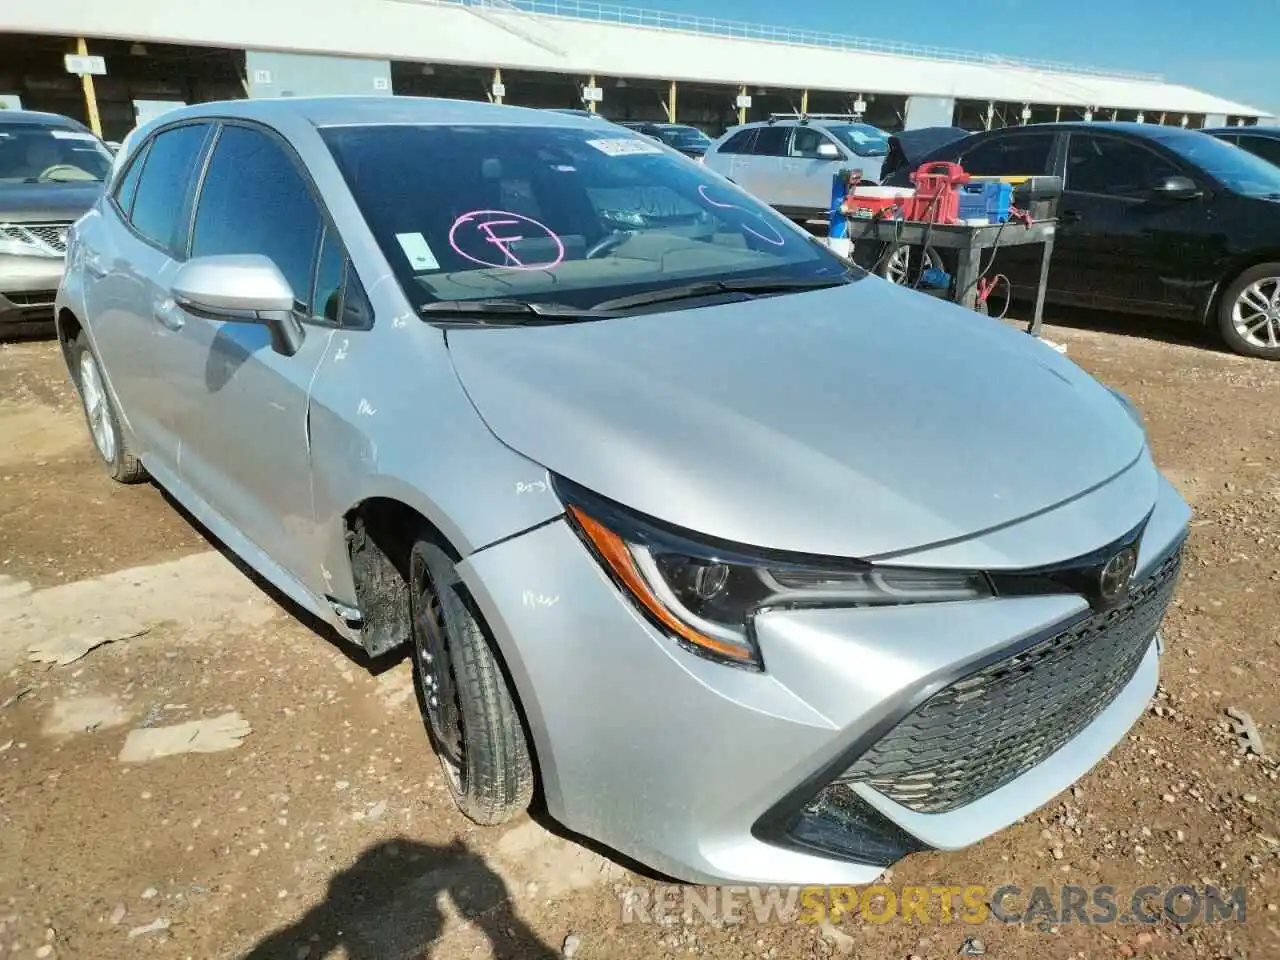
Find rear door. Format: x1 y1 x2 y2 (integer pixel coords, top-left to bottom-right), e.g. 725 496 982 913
1058 131 1209 312
84 121 214 473
163 121 345 591
953 130 1058 292
734 125 790 207
702 127 754 181
786 125 846 213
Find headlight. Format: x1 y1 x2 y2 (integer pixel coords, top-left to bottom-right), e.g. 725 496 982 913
557 477 991 669
0 224 62 259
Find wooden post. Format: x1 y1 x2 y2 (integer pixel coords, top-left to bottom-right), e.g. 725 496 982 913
76 37 103 139
587 74 597 113
800 88 809 116
737 84 747 126
492 67 503 105
667 80 677 123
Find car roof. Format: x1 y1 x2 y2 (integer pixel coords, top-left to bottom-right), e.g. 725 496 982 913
0 109 91 130
138 96 619 132
973 121 1214 141
1203 125 1280 137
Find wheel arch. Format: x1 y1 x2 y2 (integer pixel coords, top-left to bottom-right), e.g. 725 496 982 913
338 494 549 798
1199 250 1280 326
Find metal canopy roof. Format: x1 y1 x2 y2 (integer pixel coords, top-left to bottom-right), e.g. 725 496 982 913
2 0 1267 118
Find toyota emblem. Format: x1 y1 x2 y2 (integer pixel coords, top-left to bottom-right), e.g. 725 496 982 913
1099 547 1138 605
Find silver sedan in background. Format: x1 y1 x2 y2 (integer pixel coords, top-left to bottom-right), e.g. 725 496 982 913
55 96 1189 885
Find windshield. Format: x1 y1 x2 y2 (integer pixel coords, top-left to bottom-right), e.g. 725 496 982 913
321 123 851 312
0 123 112 183
1154 131 1280 198
657 126 712 149
825 124 890 158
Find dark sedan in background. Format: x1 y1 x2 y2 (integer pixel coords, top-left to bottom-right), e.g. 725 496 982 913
619 121 714 159
882 123 1280 359
1 110 111 337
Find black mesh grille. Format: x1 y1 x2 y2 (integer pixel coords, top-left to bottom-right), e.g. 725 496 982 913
3 291 57 306
844 548 1182 814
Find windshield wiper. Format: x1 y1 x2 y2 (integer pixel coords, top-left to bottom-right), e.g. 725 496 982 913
419 298 619 325
591 274 851 312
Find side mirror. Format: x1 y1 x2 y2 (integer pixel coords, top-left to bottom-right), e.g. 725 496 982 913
1151 175 1202 201
171 254 306 357
816 142 841 160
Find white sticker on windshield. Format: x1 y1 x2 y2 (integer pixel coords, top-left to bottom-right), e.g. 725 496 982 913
50 130 98 142
395 232 441 272
586 137 664 157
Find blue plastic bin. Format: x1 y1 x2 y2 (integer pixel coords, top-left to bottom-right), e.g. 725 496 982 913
957 181 1013 223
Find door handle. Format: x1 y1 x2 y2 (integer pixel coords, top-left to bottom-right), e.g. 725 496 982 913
152 297 185 331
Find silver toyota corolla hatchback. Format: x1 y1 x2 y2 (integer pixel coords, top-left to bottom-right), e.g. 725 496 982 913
56 97 1190 886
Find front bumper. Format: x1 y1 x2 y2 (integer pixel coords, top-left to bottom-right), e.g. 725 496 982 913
1 254 65 330
459 471 1190 885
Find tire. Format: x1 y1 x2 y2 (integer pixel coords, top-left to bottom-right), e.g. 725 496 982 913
1217 262 1280 359
409 539 533 825
70 331 148 483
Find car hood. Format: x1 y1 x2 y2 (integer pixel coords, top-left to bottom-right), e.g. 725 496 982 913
446 280 1146 560
0 181 103 222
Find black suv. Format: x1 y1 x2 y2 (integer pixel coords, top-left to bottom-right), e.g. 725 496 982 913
882 122 1280 359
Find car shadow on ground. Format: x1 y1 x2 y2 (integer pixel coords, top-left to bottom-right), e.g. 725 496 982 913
1038 304 1228 354
241 837 560 959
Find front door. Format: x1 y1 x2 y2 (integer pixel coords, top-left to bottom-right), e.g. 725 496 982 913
786 125 842 213
162 121 340 593
1057 132 1209 313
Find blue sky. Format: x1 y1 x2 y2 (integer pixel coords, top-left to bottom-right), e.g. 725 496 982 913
629 0 1278 116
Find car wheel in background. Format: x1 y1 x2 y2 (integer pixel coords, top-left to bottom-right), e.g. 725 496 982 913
881 244 941 286
409 538 534 825
70 331 148 482
1218 262 1280 359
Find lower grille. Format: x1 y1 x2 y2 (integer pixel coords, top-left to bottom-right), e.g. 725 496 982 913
3 290 57 307
843 548 1183 814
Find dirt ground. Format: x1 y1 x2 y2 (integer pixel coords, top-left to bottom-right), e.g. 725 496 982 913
0 311 1278 960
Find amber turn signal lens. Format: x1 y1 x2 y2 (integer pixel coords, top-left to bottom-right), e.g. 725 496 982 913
568 505 754 663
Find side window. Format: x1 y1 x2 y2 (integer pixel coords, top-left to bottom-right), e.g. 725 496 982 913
750 127 790 157
129 124 212 253
959 133 1055 177
791 126 833 158
718 129 757 155
112 141 150 218
1238 135 1280 167
190 124 323 312
1066 135 1181 198
312 226 345 324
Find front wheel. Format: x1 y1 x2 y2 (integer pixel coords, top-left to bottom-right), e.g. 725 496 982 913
70 332 147 483
409 539 533 825
1218 263 1280 359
